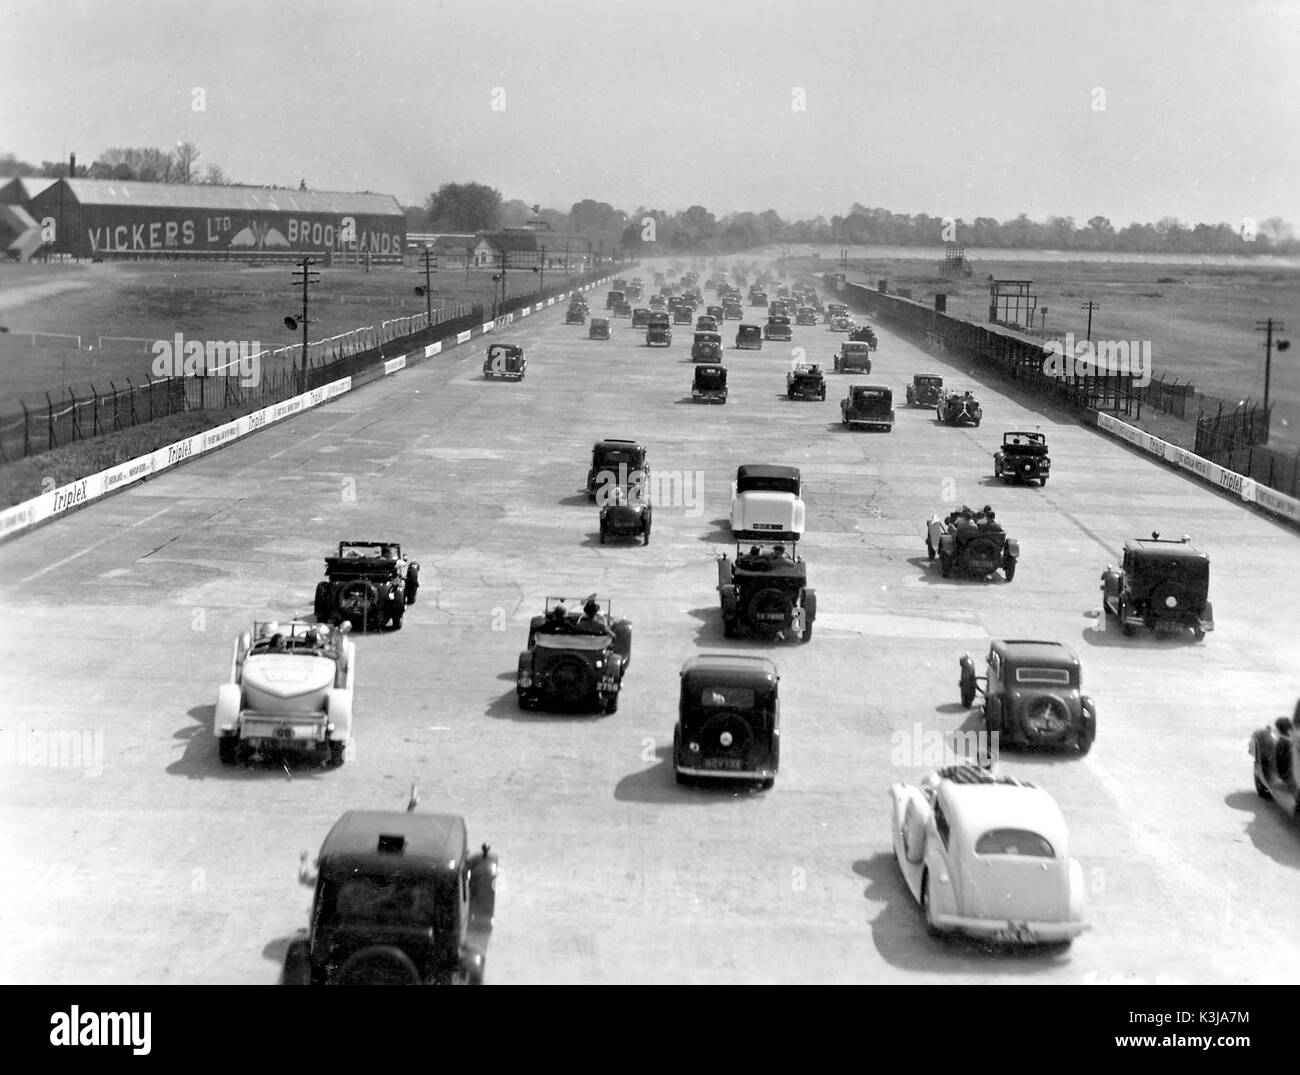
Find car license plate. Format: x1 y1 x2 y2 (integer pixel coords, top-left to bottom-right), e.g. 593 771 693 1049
703 757 745 771
994 923 1036 943
753 523 781 530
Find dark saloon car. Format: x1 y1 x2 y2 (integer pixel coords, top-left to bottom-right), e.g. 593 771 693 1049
674 655 780 789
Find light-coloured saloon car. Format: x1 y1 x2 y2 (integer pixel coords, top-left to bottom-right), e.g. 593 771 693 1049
889 765 1087 946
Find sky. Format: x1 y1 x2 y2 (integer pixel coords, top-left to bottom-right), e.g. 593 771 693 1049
2 0 1298 229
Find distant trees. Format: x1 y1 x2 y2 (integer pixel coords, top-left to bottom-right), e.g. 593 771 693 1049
425 182 503 232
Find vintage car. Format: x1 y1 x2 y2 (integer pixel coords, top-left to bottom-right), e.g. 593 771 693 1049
824 302 849 323
674 655 781 789
829 314 856 333
889 765 1088 945
482 343 525 381
841 384 895 431
959 640 1096 754
613 277 629 291
750 290 769 307
605 289 625 309
691 331 723 361
795 306 819 326
1100 532 1213 640
735 323 764 350
764 315 793 341
786 364 827 401
706 304 725 323
717 541 816 642
587 438 650 502
315 541 420 631
723 300 744 320
1249 700 1300 820
599 485 652 544
612 300 633 319
516 596 632 713
994 431 1052 485
925 509 1018 581
833 341 873 374
649 294 667 310
849 325 878 350
730 463 805 542
631 307 652 328
695 315 720 333
570 294 590 313
215 620 355 767
672 305 694 325
589 317 611 340
646 314 672 346
692 363 728 403
905 373 944 407
565 305 587 325
284 789 497 984
937 389 983 426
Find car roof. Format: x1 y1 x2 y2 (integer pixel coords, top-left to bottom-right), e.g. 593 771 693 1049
594 438 643 450
991 639 1079 665
940 782 1067 846
737 463 800 480
319 810 466 872
681 654 779 681
1127 538 1207 559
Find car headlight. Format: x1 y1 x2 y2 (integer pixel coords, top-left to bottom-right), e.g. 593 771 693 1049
689 741 701 753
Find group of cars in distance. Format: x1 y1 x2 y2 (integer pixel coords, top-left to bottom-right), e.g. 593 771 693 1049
210 260 1283 980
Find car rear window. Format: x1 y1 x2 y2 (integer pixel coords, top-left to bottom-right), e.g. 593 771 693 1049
698 686 755 708
328 876 439 925
975 828 1055 857
1014 668 1071 685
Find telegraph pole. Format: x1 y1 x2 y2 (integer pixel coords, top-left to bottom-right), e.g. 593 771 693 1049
1080 300 1100 343
1256 318 1291 414
414 245 438 328
285 257 319 393
532 245 546 295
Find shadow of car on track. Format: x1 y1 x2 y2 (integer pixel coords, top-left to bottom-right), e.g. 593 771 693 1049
906 555 1015 586
263 934 300 981
852 852 1072 974
613 745 769 804
558 492 593 508
1078 610 1205 650
166 705 340 781
696 518 734 543
483 686 613 724
1224 790 1300 871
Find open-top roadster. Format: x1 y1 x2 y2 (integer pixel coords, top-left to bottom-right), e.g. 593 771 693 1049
925 510 1017 581
516 596 632 713
994 431 1051 485
482 343 526 381
315 541 420 631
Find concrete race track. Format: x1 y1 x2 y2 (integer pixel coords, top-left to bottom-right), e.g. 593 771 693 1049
1 256 1297 984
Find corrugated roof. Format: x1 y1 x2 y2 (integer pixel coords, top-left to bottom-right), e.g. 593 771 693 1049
52 179 404 216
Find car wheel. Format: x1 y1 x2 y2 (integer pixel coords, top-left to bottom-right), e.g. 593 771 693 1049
920 875 942 939
1118 599 1135 636
405 565 419 605
939 551 953 578
218 736 239 766
314 582 331 623
1039 476 1048 487
390 607 403 630
1192 625 1205 642
643 524 650 546
599 523 606 545
335 945 421 985
603 691 619 715
926 538 936 561
722 616 737 639
517 694 538 711
282 939 313 985
1002 555 1017 582
802 618 813 643
759 777 775 791
959 659 977 708
328 740 346 767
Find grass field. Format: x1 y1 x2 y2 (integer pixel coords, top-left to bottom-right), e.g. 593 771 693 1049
0 258 581 410
789 254 1300 451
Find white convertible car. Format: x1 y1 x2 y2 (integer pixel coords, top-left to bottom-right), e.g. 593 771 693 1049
890 765 1088 946
215 620 355 767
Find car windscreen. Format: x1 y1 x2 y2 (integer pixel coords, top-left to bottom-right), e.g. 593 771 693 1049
340 544 383 557
974 829 1055 857
1013 667 1071 685
738 326 762 336
737 476 799 495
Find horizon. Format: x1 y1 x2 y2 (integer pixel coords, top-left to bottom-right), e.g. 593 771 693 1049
1 0 1297 231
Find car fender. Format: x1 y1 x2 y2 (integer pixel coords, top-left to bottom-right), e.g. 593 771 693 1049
719 583 738 617
324 689 352 742
231 631 252 681
925 837 959 918
1081 695 1097 731
215 683 242 738
801 588 817 623
516 651 533 689
467 846 498 933
1250 727 1277 777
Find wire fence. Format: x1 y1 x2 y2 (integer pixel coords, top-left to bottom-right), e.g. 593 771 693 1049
0 265 624 464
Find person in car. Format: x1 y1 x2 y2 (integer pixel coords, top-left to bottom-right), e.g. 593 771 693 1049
577 598 609 633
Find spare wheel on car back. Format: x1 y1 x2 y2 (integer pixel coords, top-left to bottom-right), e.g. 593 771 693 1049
334 945 421 985
1022 695 1071 739
543 653 595 703
747 588 794 632
339 579 378 612
700 710 754 756
963 537 1002 576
